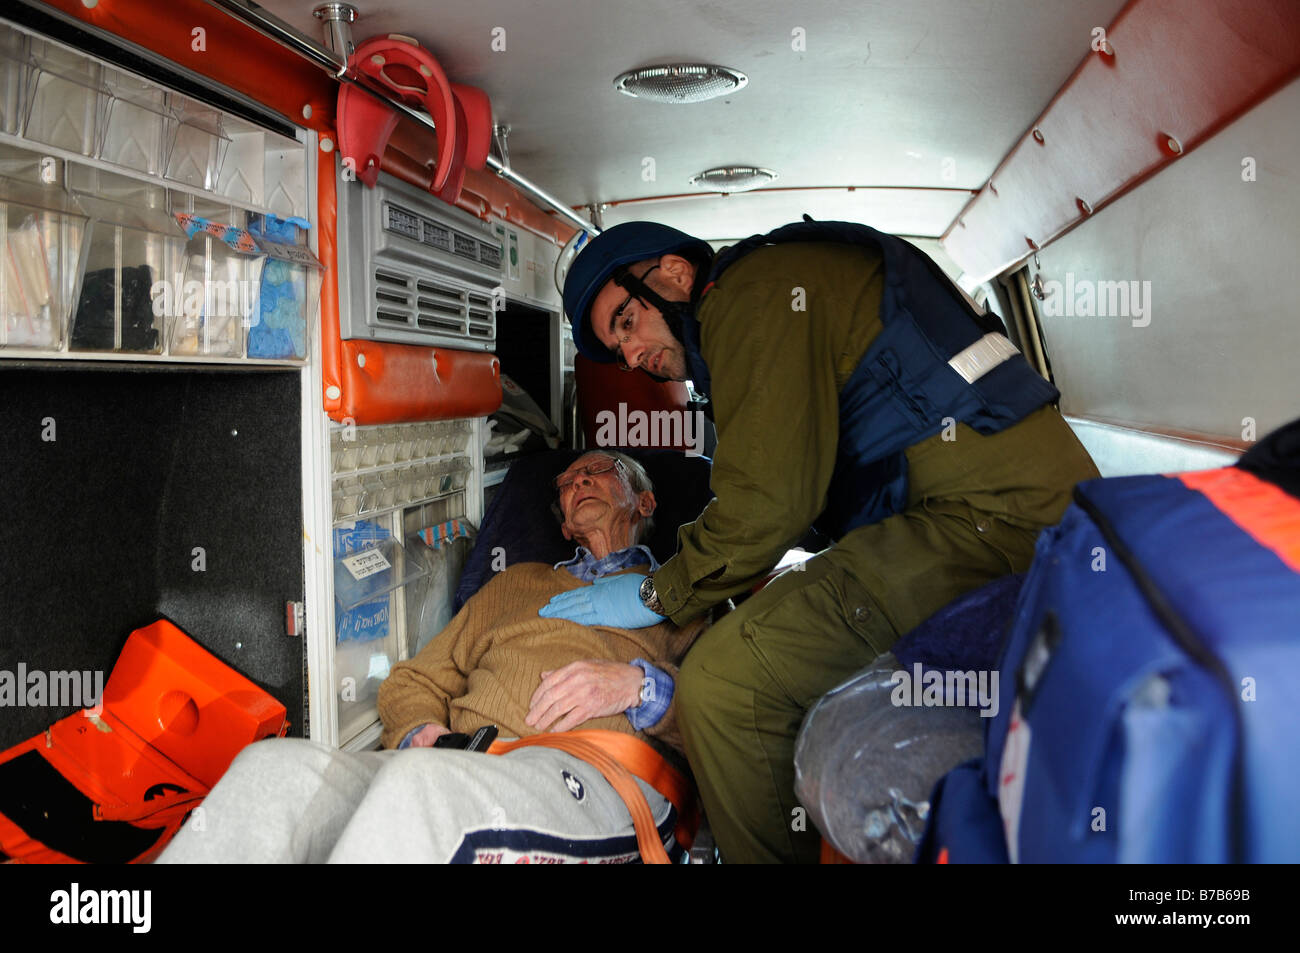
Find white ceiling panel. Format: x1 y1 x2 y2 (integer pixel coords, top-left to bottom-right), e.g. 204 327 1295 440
598 187 973 243
257 0 1131 236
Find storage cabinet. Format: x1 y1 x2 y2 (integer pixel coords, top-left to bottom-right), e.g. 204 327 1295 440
328 419 485 749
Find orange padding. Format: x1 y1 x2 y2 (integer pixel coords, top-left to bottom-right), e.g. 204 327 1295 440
332 340 503 424
489 729 698 863
1177 468 1300 573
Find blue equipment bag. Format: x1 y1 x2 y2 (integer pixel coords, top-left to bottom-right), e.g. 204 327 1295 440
919 419 1300 863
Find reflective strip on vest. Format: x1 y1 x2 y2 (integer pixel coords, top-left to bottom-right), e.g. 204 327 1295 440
947 332 1022 384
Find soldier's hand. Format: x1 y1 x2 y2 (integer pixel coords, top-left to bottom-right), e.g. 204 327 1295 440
538 573 664 628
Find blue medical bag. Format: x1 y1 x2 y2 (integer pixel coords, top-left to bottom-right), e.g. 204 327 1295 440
919 420 1300 863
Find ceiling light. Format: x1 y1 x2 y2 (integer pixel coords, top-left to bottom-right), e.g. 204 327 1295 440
689 166 778 192
613 64 748 104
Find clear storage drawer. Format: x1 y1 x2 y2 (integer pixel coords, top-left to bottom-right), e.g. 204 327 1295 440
168 213 321 359
0 177 87 350
70 193 184 353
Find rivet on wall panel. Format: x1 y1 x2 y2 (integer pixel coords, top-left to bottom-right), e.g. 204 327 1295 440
321 137 335 153
326 385 342 400
1159 133 1183 156
357 353 366 368
1077 197 1093 215
302 104 313 120
1032 128 1045 145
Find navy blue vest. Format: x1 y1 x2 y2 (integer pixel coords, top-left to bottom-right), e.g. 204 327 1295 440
683 221 1059 540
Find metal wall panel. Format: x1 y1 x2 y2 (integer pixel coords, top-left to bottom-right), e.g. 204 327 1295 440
1034 78 1300 441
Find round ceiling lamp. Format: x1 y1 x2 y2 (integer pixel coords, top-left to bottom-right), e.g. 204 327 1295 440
689 166 779 192
613 64 748 103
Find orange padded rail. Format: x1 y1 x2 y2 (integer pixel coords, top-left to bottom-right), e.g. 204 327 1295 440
334 340 502 424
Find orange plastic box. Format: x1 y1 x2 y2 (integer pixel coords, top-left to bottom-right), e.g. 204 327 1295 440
0 619 287 863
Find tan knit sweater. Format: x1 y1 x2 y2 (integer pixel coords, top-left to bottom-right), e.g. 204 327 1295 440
378 562 705 752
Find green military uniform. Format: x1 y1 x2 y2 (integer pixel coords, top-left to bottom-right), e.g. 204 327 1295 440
649 241 1099 863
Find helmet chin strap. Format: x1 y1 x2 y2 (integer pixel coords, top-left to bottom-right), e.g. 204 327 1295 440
611 264 692 381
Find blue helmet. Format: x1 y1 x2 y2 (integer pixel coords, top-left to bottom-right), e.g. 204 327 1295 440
562 221 712 363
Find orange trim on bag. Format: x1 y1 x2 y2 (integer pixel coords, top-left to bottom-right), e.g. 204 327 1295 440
489 729 697 864
1177 468 1300 573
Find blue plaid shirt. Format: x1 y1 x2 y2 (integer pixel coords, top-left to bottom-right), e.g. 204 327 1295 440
553 543 658 581
398 545 673 748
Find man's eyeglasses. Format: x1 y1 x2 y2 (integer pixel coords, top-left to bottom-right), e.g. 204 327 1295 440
608 263 661 371
610 294 635 371
554 457 625 492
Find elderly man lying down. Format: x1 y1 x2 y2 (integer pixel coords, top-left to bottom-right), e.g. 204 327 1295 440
159 451 706 864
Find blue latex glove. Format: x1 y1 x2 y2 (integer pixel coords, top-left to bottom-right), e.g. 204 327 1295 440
539 573 665 628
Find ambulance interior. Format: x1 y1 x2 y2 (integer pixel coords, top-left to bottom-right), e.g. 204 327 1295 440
0 0 1296 864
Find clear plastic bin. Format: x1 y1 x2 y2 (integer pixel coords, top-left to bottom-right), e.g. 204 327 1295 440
335 612 398 744
216 128 266 208
70 194 184 352
0 23 30 137
0 177 87 350
248 241 320 360
165 98 229 191
166 212 321 360
169 220 260 357
98 70 174 176
406 521 475 657
334 520 431 745
23 39 107 156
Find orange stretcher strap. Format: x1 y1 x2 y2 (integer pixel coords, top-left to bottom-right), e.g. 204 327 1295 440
488 729 696 864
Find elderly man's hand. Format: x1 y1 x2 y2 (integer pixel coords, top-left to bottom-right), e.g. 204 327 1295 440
408 723 453 747
525 660 646 733
538 573 665 628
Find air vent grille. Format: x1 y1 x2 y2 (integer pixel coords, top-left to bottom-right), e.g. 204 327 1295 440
368 266 496 344
341 180 503 349
381 201 502 268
